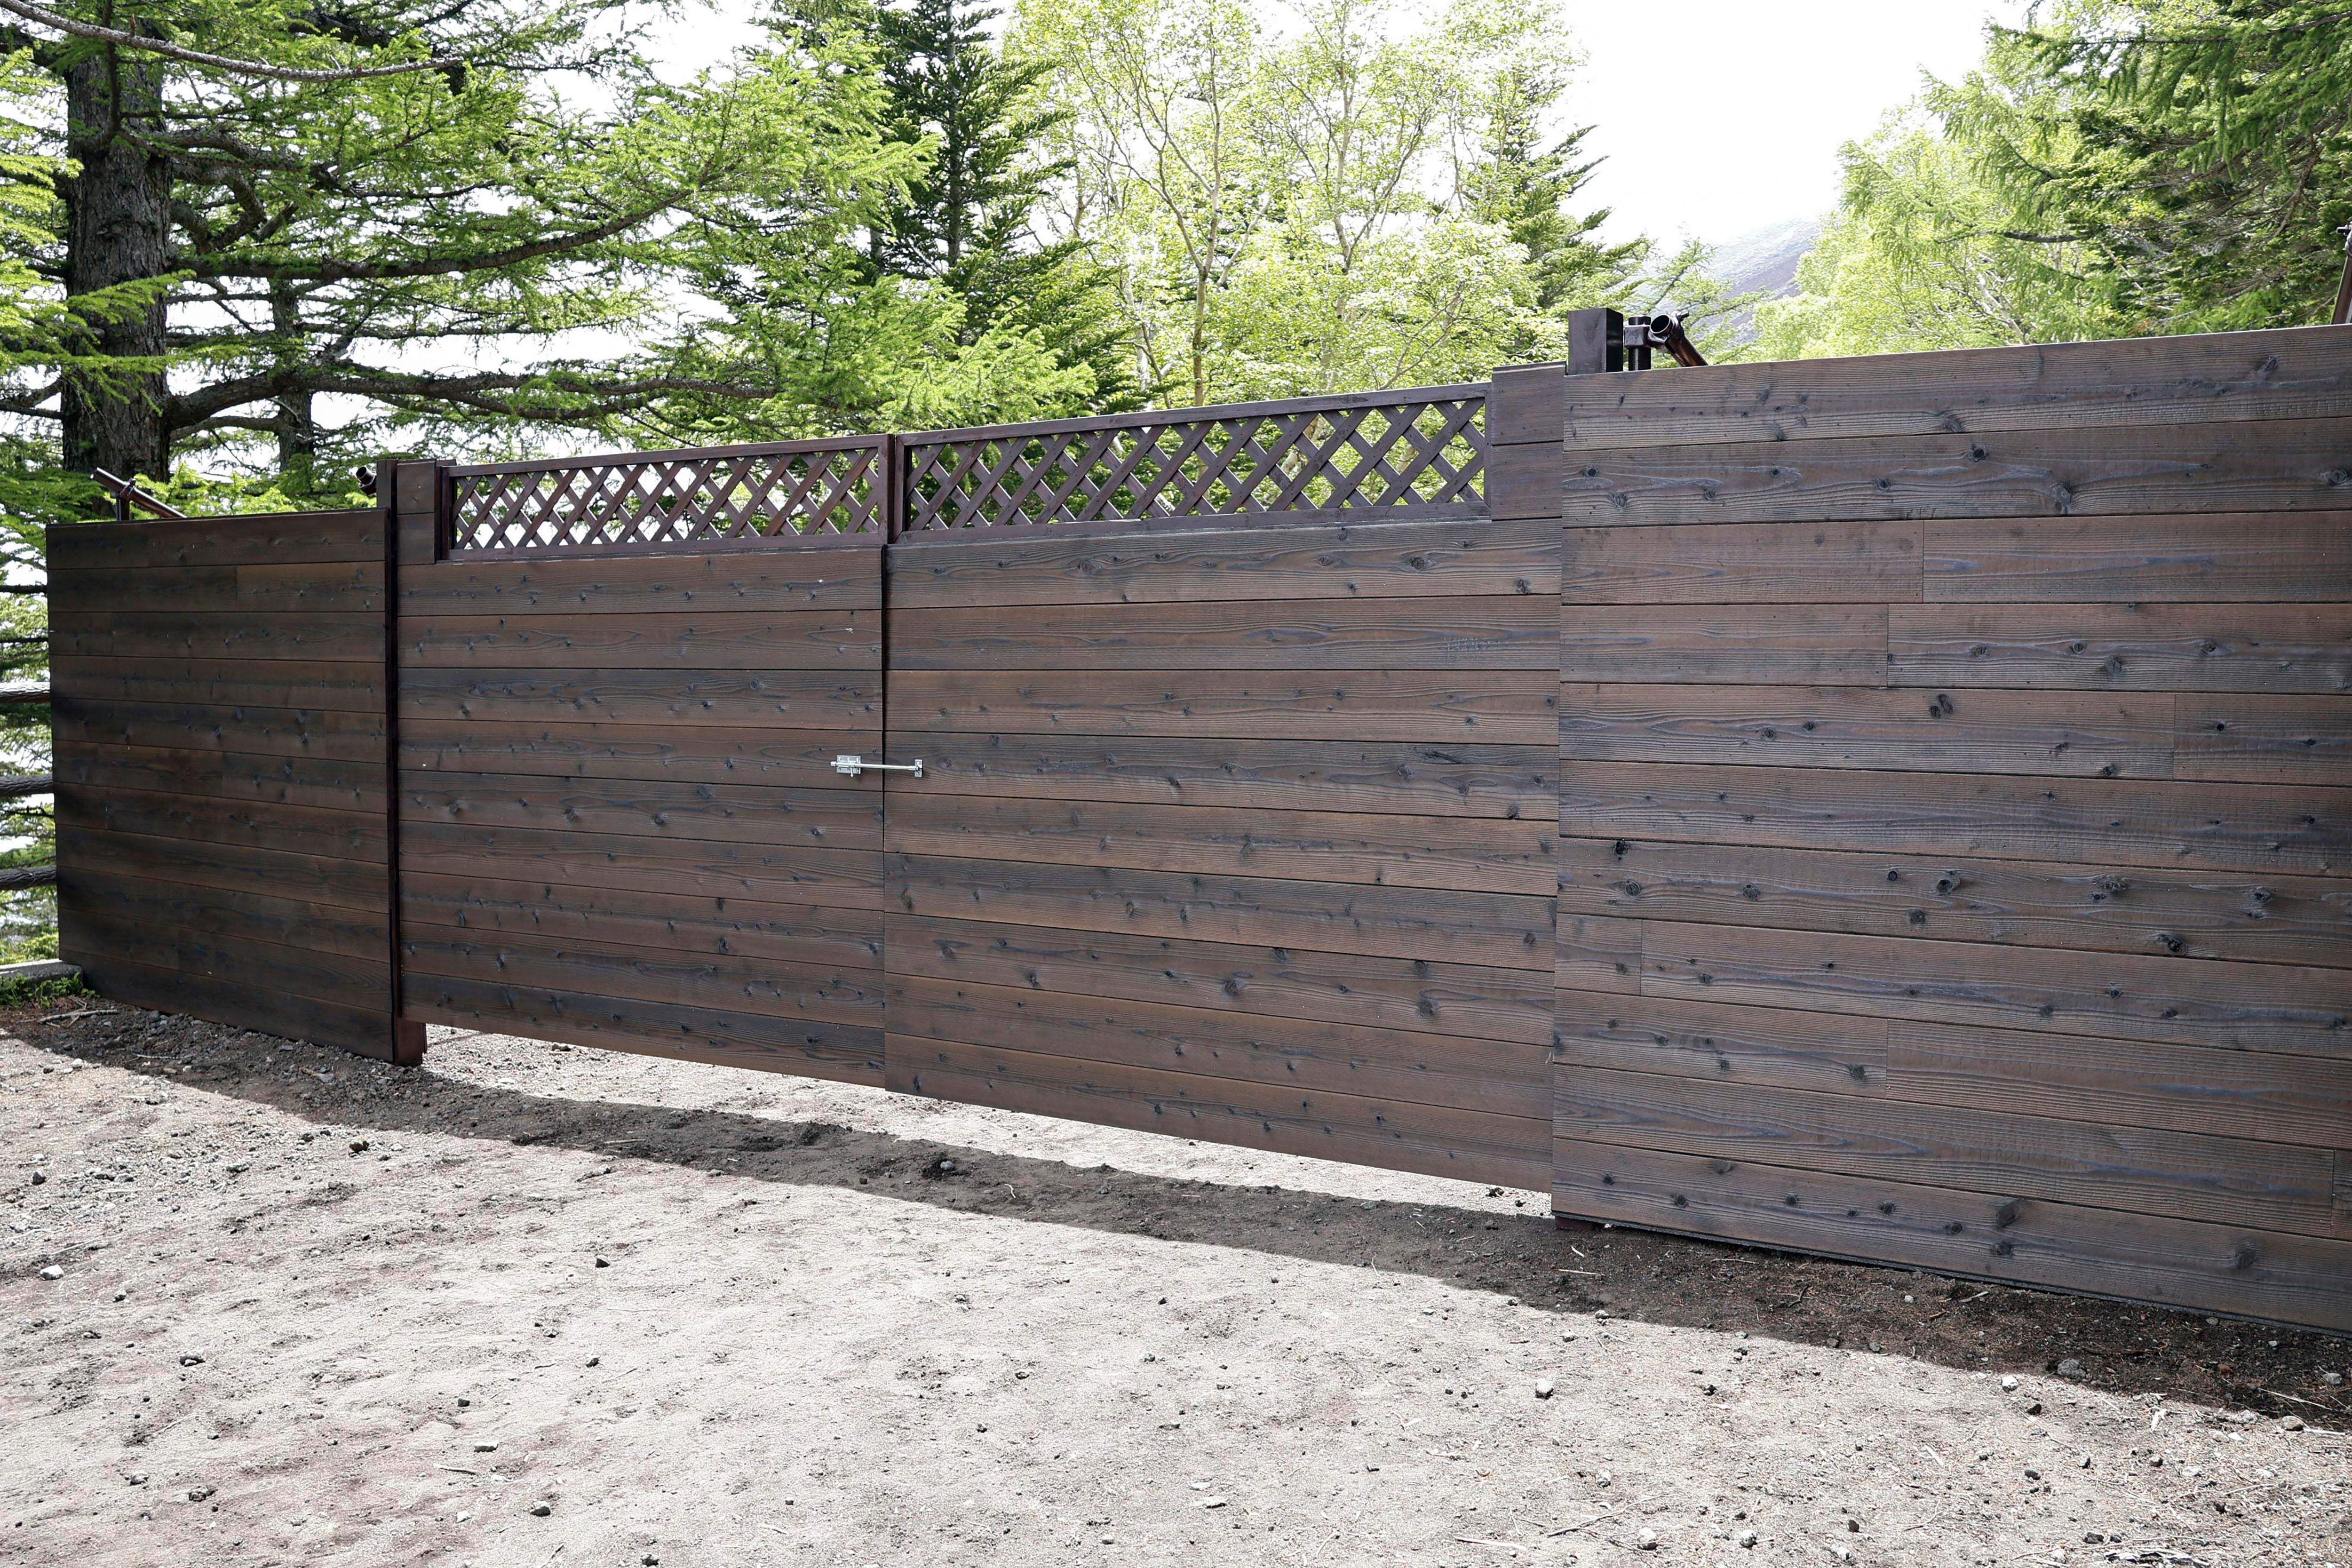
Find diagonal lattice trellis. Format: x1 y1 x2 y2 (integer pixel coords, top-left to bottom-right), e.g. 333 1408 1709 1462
445 440 884 554
902 392 1485 532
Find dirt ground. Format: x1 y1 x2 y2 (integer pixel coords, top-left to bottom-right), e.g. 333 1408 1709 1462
2 1004 2347 1568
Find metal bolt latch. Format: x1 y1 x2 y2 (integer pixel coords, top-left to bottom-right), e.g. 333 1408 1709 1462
831 754 923 779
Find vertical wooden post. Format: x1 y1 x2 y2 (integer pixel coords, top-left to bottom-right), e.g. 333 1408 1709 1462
380 459 431 1066
1567 309 1625 375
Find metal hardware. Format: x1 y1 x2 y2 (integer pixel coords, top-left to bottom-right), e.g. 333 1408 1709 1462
831 754 922 779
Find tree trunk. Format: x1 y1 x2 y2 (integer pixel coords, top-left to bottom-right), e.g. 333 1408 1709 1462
271 281 318 490
59 47 173 482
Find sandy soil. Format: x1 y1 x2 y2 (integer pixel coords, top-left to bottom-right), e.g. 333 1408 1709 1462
2 1005 2348 1568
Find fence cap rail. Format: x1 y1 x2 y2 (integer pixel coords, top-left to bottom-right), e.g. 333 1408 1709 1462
446 433 887 479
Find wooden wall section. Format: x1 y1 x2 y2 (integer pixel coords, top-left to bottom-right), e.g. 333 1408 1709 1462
50 508 415 1060
881 511 1561 1188
389 464 889 1083
1547 325 2352 1330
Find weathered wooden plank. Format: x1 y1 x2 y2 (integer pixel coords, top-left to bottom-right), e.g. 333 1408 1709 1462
2177 695 2352 786
887 516 1557 609
1559 326 2352 450
891 594 1557 670
1559 684 2176 779
1556 834 2352 966
891 975 1547 1117
50 560 385 615
887 914 1552 1047
888 852 1554 971
399 872 882 971
402 970 884 1087
398 553 880 615
400 927 880 1027
887 668 1558 744
1551 990 2352 1146
49 655 384 714
58 825 388 911
1549 1136 2352 1332
72 949 396 1059
1560 605 1890 685
60 871 390 963
1888 602 2352 693
46 511 381 571
1486 439 1565 522
1563 520 1923 604
53 696 386 764
54 742 387 813
398 770 883 852
885 791 1554 895
399 720 869 789
1925 513 2352 602
904 732 1554 820
64 907 391 1012
1562 418 2352 525
1554 914 1642 995
1486 361 1564 447
398 666 879 730
49 611 384 663
892 1035 1548 1191
400 608 879 670
59 784 386 862
1557 760 2352 877
401 820 881 910
1625 916 2352 1059
1552 1064 2338 1235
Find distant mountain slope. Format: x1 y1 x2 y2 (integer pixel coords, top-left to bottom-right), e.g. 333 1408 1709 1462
1702 216 1824 347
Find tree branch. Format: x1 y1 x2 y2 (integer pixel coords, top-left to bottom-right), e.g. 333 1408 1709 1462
0 0 463 82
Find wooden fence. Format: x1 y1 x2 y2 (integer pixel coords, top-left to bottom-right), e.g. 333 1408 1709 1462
48 323 2352 1331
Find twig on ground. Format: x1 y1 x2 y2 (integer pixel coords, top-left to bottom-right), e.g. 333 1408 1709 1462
36 1010 116 1024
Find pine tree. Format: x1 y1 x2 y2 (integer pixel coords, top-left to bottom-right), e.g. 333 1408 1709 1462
1461 71 1645 324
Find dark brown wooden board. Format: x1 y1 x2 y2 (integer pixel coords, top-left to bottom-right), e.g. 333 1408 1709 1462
891 1035 1548 1191
1886 603 2352 693
50 655 386 713
888 852 1554 971
1560 605 1891 686
1550 1134 2352 1332
888 668 1557 744
889 914 1553 1048
887 790 1555 894
399 771 883 852
56 742 389 813
1559 326 2352 450
48 560 385 615
400 926 881 1028
54 696 388 763
399 666 879 730
1557 833 2352 967
60 784 387 862
902 732 1554 820
1560 683 2177 779
401 820 882 910
401 609 879 669
399 871 882 971
1925 513 2352 602
72 950 400 1060
47 511 382 570
50 611 385 663
399 553 880 616
888 516 1557 608
58 825 389 912
61 872 391 964
1557 759 2352 877
399 720 873 789
1562 417 2352 525
1564 520 1925 604
890 595 1557 670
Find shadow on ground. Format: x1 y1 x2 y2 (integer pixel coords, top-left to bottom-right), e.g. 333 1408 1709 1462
16 1008 2349 1427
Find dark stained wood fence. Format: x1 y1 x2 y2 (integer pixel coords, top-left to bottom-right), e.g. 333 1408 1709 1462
388 463 888 1082
46 327 2352 1331
49 508 416 1061
1544 325 2352 1330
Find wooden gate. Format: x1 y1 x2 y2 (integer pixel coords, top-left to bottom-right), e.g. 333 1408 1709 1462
386 443 893 1082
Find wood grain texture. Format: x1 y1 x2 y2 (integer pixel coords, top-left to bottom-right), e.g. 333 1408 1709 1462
56 742 388 813
50 655 385 713
1924 513 2352 602
399 552 880 616
1564 520 1923 604
1562 418 2352 526
1550 1134 2352 1332
401 609 878 669
401 820 881 910
1558 759 2352 876
1887 602 2352 692
889 516 1556 608
399 666 879 730
888 667 1557 743
400 719 869 789
399 771 883 852
1560 326 2352 449
887 790 1554 894
1560 605 1891 685
890 594 1556 670
47 511 381 571
400 926 880 1028
400 872 882 971
1557 833 2352 967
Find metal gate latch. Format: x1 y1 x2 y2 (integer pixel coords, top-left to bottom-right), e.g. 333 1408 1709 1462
831 754 923 779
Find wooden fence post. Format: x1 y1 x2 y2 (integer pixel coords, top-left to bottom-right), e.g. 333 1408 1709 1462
1566 308 1624 375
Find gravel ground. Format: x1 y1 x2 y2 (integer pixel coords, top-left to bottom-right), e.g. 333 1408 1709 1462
2 1003 2348 1568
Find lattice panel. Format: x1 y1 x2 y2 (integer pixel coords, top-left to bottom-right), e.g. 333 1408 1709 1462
904 394 1484 532
447 441 883 553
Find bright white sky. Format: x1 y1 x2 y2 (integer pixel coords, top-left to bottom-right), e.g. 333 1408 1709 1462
1565 0 2034 247
651 0 2037 251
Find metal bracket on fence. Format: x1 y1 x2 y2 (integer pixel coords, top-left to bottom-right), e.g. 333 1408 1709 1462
90 469 188 524
830 754 922 779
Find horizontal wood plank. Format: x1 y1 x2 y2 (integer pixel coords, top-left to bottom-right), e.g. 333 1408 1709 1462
1924 513 2352 602
401 926 880 1028
1564 520 1923 604
59 825 387 912
1560 605 1890 685
401 820 880 911
1887 602 2352 693
49 611 383 663
399 553 879 616
399 666 879 730
54 697 386 764
49 655 384 713
47 511 380 571
399 872 882 971
55 742 387 814
399 771 883 852
400 608 879 670
51 560 384 615
399 720 872 789
887 667 1557 744
60 784 385 862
